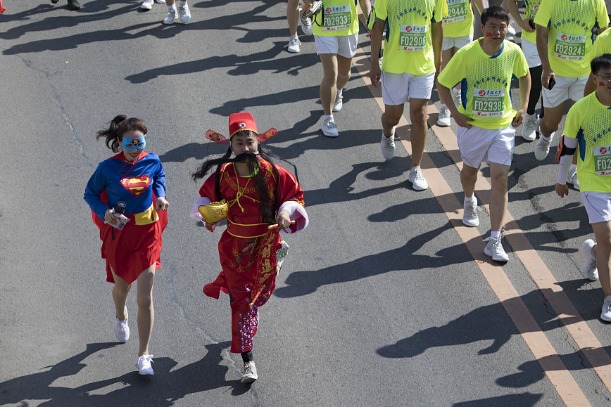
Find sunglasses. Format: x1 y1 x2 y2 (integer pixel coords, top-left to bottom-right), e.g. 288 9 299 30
122 136 147 151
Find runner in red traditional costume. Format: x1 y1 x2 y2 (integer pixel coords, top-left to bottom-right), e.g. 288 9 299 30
190 112 308 384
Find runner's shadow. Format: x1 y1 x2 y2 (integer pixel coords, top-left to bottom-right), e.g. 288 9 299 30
453 393 543 407
0 341 240 406
376 286 598 361
275 221 472 298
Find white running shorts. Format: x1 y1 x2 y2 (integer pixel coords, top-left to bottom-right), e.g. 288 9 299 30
457 125 516 168
442 34 473 51
582 191 611 224
315 33 358 58
542 75 589 108
521 38 541 69
381 72 435 105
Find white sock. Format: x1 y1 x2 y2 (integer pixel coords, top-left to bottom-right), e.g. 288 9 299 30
490 230 501 240
322 114 332 121
464 195 476 205
168 5 176 12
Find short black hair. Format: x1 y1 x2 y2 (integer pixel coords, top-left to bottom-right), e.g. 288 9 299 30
591 53 611 75
481 5 510 25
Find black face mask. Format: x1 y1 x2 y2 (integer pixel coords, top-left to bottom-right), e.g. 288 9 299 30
232 152 260 176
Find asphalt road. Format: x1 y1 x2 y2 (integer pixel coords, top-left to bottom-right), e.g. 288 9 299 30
1 1 611 406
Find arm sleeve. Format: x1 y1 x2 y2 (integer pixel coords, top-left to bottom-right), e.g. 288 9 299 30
514 48 530 78
557 137 578 184
152 159 166 198
199 173 220 201
84 165 109 221
275 166 308 233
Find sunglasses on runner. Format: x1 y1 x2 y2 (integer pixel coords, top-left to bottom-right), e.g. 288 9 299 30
122 136 147 151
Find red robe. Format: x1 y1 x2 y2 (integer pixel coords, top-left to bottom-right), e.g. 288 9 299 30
199 158 305 353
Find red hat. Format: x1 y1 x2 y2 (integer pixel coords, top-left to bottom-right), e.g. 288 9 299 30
205 112 278 145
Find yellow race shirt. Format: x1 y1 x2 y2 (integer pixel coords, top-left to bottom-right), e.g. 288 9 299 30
313 0 361 37
534 0 609 77
375 0 448 75
592 29 611 57
442 0 475 38
564 93 611 192
437 39 529 129
520 0 543 44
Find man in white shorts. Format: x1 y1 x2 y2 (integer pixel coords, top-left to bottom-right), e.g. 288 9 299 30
504 0 543 142
438 6 530 262
437 0 488 127
308 0 371 137
532 0 608 189
368 0 447 191
554 54 611 321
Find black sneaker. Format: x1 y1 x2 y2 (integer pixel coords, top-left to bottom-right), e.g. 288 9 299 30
67 0 80 10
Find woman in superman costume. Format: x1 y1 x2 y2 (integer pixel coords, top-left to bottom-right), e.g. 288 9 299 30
84 115 169 376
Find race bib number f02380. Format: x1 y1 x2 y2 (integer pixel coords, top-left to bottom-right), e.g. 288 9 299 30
323 5 351 31
554 32 586 61
594 145 611 176
444 0 467 23
399 25 427 52
472 89 504 117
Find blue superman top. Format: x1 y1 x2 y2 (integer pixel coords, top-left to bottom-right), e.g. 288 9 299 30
84 151 166 221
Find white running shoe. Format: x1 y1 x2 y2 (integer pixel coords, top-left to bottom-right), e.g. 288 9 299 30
462 199 479 227
332 90 343 112
484 236 509 262
321 116 339 137
521 113 538 142
437 104 451 127
580 239 599 281
408 167 428 191
567 166 580 190
163 7 177 24
534 132 554 161
113 307 129 343
300 16 313 35
136 354 154 376
287 37 301 53
241 361 258 384
380 133 395 160
141 0 154 10
601 296 611 322
178 3 191 24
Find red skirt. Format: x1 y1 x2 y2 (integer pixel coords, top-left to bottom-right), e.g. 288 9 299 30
97 211 167 285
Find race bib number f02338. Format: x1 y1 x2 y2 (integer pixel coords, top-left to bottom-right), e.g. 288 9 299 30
399 25 427 52
323 4 351 31
594 145 611 176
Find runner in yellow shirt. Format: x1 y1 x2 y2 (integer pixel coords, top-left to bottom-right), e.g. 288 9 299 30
438 5 530 262
368 0 447 191
307 0 371 137
532 0 608 191
504 0 544 142
585 29 611 94
437 0 488 127
554 54 611 321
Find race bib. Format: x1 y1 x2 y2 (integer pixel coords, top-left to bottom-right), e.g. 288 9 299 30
444 0 467 24
594 145 611 176
472 89 504 117
399 25 427 52
323 4 351 31
554 32 586 61
527 4 539 20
